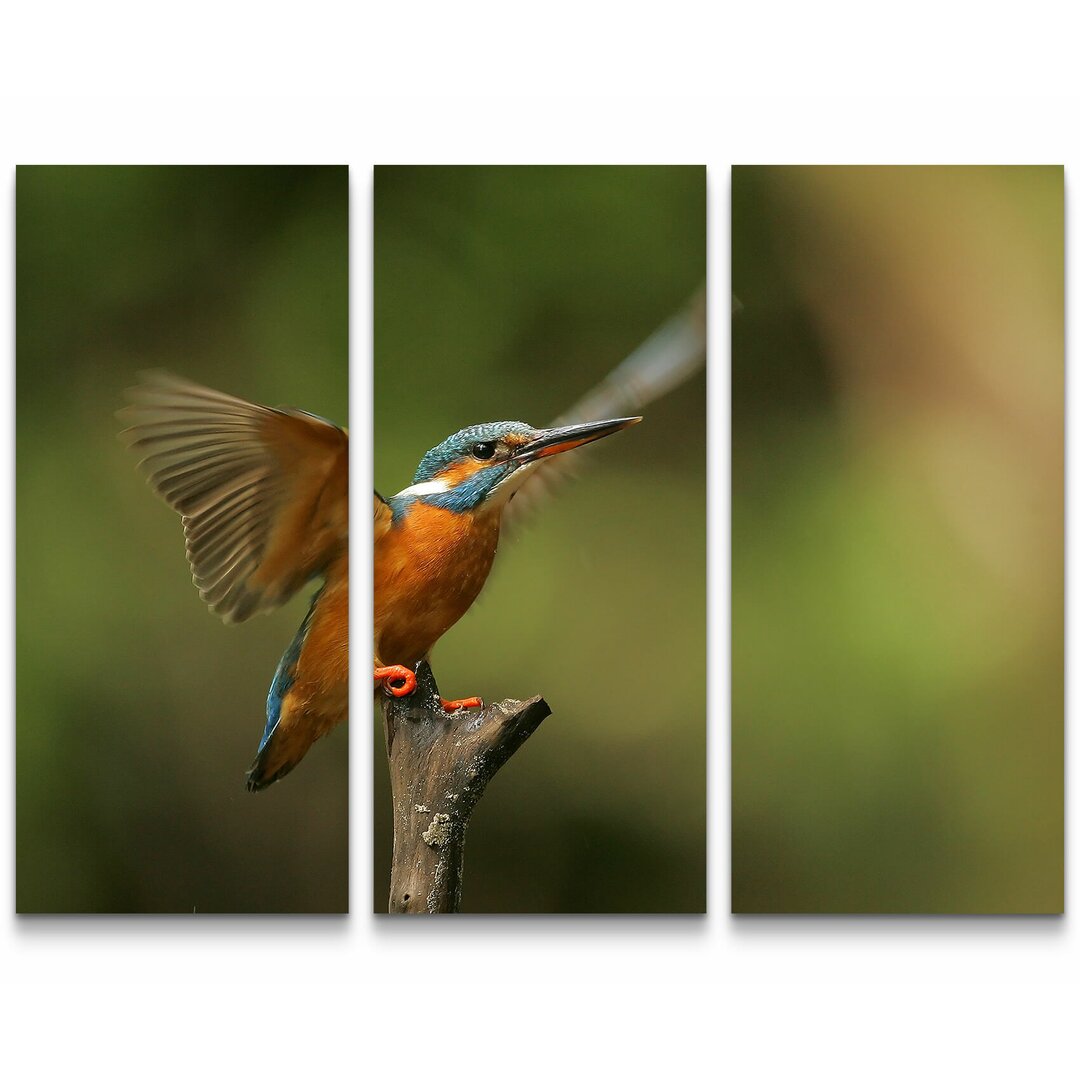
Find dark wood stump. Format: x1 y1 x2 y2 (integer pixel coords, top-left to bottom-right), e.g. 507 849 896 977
380 661 551 914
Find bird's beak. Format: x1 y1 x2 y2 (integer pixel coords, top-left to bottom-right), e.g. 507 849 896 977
514 416 643 464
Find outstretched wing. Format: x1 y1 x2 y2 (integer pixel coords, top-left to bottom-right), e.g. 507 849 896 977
505 287 706 527
120 371 348 623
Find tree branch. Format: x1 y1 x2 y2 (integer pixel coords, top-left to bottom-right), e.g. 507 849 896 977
380 660 551 914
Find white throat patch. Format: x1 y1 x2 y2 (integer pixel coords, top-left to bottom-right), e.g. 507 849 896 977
393 478 450 499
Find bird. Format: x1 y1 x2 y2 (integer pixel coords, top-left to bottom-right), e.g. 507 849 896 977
119 290 705 790
119 372 348 792
374 415 641 709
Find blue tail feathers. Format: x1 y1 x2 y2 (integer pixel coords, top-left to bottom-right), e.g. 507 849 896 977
245 588 322 791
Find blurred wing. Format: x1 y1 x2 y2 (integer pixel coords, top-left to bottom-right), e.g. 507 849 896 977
375 490 392 543
120 371 348 623
505 287 706 527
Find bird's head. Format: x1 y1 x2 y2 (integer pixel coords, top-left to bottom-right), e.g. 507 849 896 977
393 416 642 514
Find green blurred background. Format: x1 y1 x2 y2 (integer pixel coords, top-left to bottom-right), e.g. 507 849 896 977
374 166 706 913
17 166 348 913
733 166 1063 913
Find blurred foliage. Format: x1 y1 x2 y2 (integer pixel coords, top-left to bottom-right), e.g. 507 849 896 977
17 166 348 913
733 166 1063 913
374 166 705 912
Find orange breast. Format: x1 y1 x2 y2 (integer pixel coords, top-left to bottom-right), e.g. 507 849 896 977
374 503 501 666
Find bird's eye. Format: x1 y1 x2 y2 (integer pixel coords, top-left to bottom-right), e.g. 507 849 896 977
472 441 497 460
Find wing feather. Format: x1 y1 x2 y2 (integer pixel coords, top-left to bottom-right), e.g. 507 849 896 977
120 371 347 623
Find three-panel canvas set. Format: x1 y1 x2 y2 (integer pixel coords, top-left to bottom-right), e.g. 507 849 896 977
15 164 1062 915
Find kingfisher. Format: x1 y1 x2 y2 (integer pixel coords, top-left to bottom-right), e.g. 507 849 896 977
119 293 701 790
374 415 641 709
120 373 639 790
119 372 348 792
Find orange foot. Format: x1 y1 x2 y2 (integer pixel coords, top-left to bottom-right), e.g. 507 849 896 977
374 664 416 698
440 695 483 712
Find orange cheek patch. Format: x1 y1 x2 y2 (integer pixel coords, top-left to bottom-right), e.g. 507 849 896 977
435 459 485 486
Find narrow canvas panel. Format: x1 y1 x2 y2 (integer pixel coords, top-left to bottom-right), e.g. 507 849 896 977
373 165 706 914
16 165 349 914
732 165 1063 914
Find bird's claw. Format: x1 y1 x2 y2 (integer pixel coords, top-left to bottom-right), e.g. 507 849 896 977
374 665 417 698
440 696 484 712
375 665 482 710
